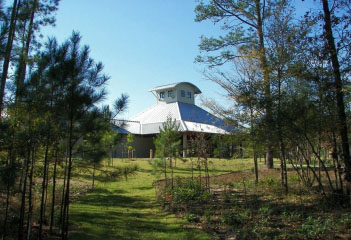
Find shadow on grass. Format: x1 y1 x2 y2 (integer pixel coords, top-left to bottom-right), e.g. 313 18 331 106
173 167 231 174
136 168 153 173
70 188 204 240
136 186 153 191
73 171 130 183
86 187 126 195
75 190 154 209
71 210 201 240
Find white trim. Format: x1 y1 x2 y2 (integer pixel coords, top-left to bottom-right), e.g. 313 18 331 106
180 120 188 132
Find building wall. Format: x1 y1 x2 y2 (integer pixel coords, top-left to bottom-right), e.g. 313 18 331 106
112 134 156 158
156 87 177 104
175 84 195 105
112 132 229 159
156 83 196 105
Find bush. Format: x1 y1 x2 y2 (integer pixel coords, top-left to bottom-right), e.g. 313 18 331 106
186 213 199 223
167 179 211 204
149 158 165 176
299 216 335 238
340 213 351 229
221 211 243 225
258 204 273 216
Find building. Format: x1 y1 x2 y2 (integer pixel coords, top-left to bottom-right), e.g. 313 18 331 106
112 82 230 158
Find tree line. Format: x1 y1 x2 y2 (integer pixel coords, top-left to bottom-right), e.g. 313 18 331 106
195 0 351 199
0 1 130 239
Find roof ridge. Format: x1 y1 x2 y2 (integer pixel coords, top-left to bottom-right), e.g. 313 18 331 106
148 82 182 91
176 102 182 120
148 82 202 94
176 102 188 131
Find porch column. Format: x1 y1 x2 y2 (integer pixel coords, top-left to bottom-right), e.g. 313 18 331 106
183 134 187 158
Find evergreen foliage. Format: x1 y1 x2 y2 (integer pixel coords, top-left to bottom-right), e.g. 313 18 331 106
0 31 129 239
154 116 181 188
195 0 351 198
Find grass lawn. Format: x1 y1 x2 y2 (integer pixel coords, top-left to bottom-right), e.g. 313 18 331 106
2 153 348 239
68 158 252 239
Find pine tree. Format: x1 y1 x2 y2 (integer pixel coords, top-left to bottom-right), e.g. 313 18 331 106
320 0 351 194
154 117 181 189
195 0 275 168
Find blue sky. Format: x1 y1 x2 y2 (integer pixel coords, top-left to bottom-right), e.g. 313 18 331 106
41 0 315 119
42 0 227 119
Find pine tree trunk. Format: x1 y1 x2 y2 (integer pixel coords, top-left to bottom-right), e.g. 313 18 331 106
250 103 258 184
277 68 287 193
62 156 72 240
198 157 202 188
191 158 194 184
18 146 31 240
16 0 38 97
284 155 288 194
254 153 259 184
321 0 351 196
59 148 69 232
26 148 35 240
50 151 58 234
205 157 210 191
44 160 50 218
255 0 273 169
62 119 74 240
0 0 21 114
2 182 10 240
333 132 344 192
170 157 174 189
332 152 339 190
280 143 288 194
39 136 51 240
1 155 11 240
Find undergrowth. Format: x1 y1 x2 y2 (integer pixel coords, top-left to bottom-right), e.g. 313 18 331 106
154 167 351 240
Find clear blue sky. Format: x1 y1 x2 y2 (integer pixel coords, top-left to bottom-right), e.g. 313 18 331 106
41 0 315 119
42 0 227 119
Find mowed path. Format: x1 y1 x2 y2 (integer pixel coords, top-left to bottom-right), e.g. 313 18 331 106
68 159 213 240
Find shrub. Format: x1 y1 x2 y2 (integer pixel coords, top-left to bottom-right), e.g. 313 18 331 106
299 216 335 238
258 204 273 216
149 158 164 176
186 213 199 223
221 211 243 225
166 179 211 204
340 213 351 229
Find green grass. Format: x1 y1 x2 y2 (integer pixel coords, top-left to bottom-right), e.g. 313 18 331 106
68 158 250 240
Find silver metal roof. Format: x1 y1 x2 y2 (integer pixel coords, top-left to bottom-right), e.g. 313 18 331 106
148 82 202 94
114 102 230 135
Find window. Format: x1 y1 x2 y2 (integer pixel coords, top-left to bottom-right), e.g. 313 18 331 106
181 90 185 97
160 92 165 99
187 92 192 98
168 90 173 97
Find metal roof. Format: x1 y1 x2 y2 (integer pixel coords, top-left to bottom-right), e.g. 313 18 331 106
149 82 202 94
114 102 231 135
132 101 180 124
178 102 226 126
